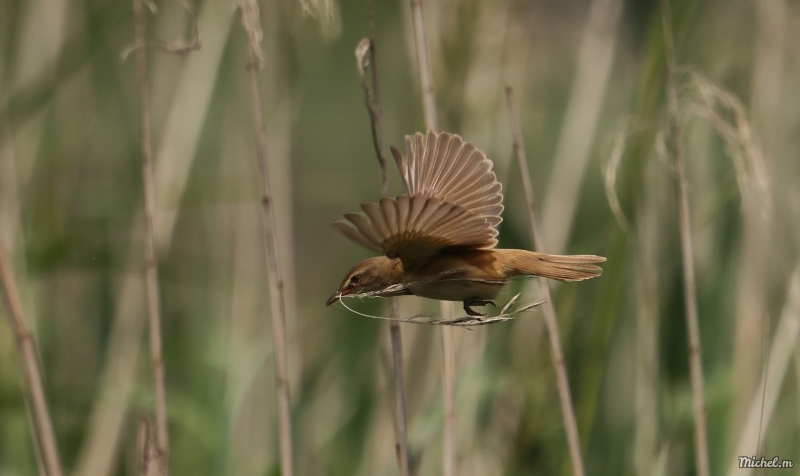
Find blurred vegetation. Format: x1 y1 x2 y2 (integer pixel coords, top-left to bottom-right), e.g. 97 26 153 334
1 0 799 475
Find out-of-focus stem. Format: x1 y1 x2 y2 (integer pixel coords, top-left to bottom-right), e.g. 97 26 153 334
410 0 439 133
132 0 170 471
540 0 623 255
240 9 294 473
75 4 235 473
0 243 64 476
505 85 585 476
731 0 784 440
137 415 160 476
726 266 800 476
660 2 709 476
408 1 456 474
633 162 662 476
390 308 411 476
441 300 457 476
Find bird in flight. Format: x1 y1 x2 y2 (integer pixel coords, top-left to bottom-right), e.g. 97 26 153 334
327 131 605 316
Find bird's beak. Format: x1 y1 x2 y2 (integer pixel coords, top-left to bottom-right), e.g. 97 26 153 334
326 290 342 306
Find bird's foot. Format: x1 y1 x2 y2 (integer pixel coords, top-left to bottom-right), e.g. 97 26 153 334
463 299 496 317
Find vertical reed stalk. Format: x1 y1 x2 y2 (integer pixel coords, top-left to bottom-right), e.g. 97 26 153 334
440 301 457 476
410 0 439 131
137 416 149 476
76 5 232 472
660 2 709 475
633 161 663 476
0 243 63 476
355 17 410 472
137 416 159 476
132 0 170 471
408 1 456 473
238 2 294 474
505 86 585 476
731 0 784 440
540 0 623 255
726 266 800 476
0 73 59 476
390 302 411 476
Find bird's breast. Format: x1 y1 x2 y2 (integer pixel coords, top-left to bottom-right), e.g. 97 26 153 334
407 278 505 302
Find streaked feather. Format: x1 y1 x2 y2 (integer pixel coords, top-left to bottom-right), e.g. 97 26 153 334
361 202 389 238
331 220 382 251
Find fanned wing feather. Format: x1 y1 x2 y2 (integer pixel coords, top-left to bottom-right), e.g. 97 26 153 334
390 131 504 226
332 220 382 252
337 131 504 269
332 195 498 269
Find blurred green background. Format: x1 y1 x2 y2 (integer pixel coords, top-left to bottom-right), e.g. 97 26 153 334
1 0 799 474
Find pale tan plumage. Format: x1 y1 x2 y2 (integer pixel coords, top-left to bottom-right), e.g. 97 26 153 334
328 131 605 316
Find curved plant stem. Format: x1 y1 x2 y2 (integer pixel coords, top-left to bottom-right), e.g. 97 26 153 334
660 2 709 475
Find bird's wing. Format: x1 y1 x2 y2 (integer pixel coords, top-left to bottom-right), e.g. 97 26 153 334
332 131 502 270
390 131 504 227
332 195 497 270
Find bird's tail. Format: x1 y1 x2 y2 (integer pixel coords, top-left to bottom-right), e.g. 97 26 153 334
501 250 606 282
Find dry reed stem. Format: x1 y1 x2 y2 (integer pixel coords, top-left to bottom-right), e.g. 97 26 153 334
505 85 585 476
238 2 294 474
633 159 665 476
726 265 800 476
137 417 148 476
295 0 342 40
120 0 201 61
74 270 147 476
540 0 623 254
750 0 787 155
137 416 160 476
0 80 55 476
340 292 543 327
389 302 411 476
0 243 64 476
408 1 457 473
410 0 439 132
795 345 800 444
77 5 235 473
355 39 389 192
686 72 769 212
685 76 771 430
687 71 772 434
341 269 543 325
602 119 644 235
133 0 170 471
660 2 709 475
355 29 410 475
440 300 456 476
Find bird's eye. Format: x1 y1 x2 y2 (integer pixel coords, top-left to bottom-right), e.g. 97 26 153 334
349 275 361 286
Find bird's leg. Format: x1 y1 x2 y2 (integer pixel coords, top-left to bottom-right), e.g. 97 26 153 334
463 299 496 317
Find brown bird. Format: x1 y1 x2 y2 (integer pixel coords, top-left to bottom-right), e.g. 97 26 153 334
327 131 606 316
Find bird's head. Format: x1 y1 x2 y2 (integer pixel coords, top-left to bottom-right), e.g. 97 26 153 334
326 256 401 306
